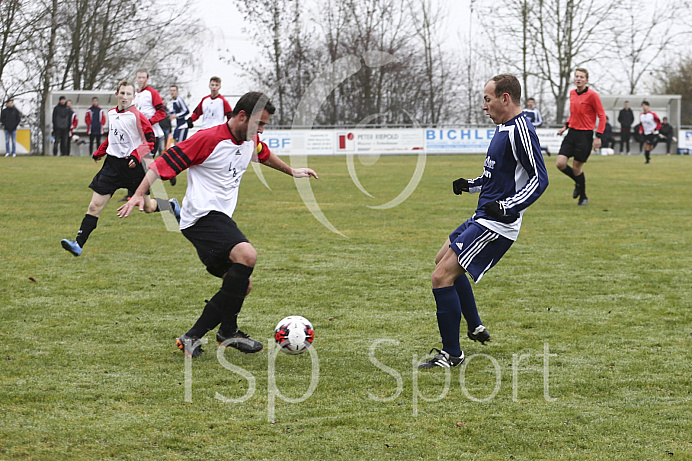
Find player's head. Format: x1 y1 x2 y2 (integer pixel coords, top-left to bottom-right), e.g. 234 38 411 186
231 91 275 140
209 76 221 96
6 99 14 107
574 68 589 90
135 70 149 90
642 100 650 112
526 97 536 109
92 97 99 106
66 100 73 108
116 80 135 110
170 85 179 98
483 74 521 125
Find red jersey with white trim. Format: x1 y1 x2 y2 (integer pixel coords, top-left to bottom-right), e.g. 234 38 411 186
189 94 233 129
639 111 661 135
134 85 166 138
93 105 155 161
150 122 271 229
565 87 606 135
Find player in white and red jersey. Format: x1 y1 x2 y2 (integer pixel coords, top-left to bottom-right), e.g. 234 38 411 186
186 76 233 130
639 100 661 164
134 70 167 153
61 80 179 257
118 91 318 358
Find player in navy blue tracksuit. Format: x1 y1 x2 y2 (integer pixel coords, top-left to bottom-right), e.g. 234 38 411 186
420 73 549 369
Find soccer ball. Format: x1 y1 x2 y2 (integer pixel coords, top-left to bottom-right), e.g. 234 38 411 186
274 316 314 355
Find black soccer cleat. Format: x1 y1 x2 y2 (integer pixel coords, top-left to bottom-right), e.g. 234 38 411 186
176 334 204 358
577 197 589 206
418 348 464 369
467 325 491 345
216 328 263 353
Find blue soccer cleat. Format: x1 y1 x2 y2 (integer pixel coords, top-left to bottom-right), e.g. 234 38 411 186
169 198 181 224
61 239 82 256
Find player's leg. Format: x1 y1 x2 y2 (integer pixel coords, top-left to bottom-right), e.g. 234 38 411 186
435 237 485 343
178 214 262 357
421 246 466 367
61 191 111 256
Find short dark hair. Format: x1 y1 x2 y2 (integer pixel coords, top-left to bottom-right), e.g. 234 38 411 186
490 74 521 105
642 100 650 106
210 76 221 84
170 84 178 90
232 91 276 117
136 69 149 77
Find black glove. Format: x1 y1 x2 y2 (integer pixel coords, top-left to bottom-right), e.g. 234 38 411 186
125 155 140 167
453 177 469 195
92 154 101 162
484 200 518 223
186 118 194 129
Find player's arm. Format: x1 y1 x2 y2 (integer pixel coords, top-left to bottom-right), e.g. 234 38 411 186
535 109 543 127
93 137 108 161
223 98 233 121
129 111 156 166
255 138 317 178
490 128 549 219
149 90 167 125
187 100 203 127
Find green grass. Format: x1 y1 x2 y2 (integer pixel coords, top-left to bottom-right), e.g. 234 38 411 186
0 154 690 460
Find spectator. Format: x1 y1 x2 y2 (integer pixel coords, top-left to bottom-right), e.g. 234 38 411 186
66 100 78 156
603 116 615 149
659 117 676 155
1 99 22 157
52 96 72 156
85 97 106 154
617 100 634 154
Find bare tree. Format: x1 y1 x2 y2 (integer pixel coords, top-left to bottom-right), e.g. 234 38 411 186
655 54 692 125
533 0 617 123
604 0 692 94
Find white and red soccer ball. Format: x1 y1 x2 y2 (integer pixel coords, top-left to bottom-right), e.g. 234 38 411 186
274 316 314 355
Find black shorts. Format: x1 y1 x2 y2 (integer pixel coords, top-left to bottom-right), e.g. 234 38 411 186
558 129 593 163
181 211 249 278
643 133 659 147
89 155 150 196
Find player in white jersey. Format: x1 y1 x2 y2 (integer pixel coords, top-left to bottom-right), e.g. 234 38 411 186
419 74 549 369
186 76 233 129
639 100 661 164
61 80 180 257
118 92 318 358
134 70 167 153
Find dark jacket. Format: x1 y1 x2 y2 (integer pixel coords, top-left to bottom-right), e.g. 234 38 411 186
1 106 21 131
53 103 72 130
618 108 634 129
659 122 674 139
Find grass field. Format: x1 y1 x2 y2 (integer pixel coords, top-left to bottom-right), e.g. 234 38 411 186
1 154 690 460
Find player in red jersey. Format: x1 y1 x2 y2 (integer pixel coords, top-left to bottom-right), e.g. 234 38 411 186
186 76 233 130
556 68 606 206
61 80 179 257
118 92 318 358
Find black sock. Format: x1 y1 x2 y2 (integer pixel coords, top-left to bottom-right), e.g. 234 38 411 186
218 263 254 335
575 173 586 198
76 214 98 247
187 263 254 338
153 198 170 213
560 164 577 181
645 151 650 162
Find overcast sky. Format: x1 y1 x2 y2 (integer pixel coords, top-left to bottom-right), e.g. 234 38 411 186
189 0 472 103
